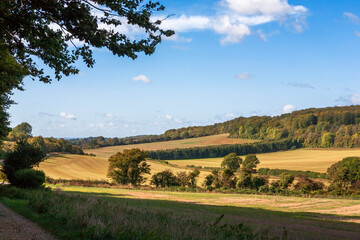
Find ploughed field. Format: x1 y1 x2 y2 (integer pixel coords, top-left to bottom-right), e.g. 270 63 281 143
83 133 257 158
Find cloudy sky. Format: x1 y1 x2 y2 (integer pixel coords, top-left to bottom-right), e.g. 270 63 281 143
8 0 360 138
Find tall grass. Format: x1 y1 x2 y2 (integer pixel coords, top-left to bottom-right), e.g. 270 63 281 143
0 186 281 240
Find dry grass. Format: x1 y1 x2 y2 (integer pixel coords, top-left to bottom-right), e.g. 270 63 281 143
58 185 360 221
38 154 209 183
84 134 257 158
168 148 360 173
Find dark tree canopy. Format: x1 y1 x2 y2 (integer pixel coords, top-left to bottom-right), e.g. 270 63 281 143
108 148 150 186
2 139 46 183
0 0 174 83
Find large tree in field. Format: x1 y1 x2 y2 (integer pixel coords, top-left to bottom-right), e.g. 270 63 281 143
108 148 150 186
0 0 174 139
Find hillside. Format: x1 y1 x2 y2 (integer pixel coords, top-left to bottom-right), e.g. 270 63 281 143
84 134 257 158
72 105 360 150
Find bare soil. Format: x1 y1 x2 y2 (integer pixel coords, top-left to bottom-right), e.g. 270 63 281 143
0 202 55 240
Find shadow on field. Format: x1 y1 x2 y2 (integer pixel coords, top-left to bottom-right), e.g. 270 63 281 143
63 190 360 240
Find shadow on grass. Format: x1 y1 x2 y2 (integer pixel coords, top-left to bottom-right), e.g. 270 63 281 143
62 189 360 239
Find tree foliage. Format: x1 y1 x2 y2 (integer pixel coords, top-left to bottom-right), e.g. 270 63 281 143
107 148 150 186
0 0 174 83
2 139 46 183
221 153 242 172
0 0 174 139
327 157 360 190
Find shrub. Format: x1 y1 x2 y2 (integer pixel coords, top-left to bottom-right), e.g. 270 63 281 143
12 169 45 189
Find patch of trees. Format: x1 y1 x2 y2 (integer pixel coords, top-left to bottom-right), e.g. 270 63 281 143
327 157 360 193
147 139 302 160
69 125 222 149
3 122 84 155
258 168 328 179
2 140 46 188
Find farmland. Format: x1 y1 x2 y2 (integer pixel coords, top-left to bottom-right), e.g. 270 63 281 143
40 148 360 182
38 154 210 183
84 133 257 158
168 148 360 173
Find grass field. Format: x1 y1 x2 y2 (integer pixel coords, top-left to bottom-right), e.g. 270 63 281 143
168 148 360 173
50 185 360 239
84 133 257 158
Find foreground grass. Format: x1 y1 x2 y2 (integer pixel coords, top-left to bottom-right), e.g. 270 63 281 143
52 185 360 239
0 186 277 240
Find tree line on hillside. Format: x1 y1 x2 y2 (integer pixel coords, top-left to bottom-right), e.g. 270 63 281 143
227 105 360 148
106 149 360 196
2 122 83 156
68 105 360 150
69 125 224 149
147 139 302 160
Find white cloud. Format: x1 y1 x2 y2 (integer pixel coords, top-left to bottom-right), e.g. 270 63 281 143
284 82 315 89
344 12 360 25
164 114 182 124
213 15 251 44
282 104 296 113
132 75 150 83
158 0 307 45
350 93 360 105
60 112 77 120
235 72 252 80
221 0 306 16
356 31 360 38
159 15 210 32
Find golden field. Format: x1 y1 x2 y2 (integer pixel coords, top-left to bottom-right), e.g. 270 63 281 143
84 133 257 158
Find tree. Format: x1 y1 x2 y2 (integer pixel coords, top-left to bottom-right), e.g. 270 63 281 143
2 139 46 184
221 153 242 172
321 132 335 148
8 122 32 140
150 169 178 188
187 168 200 188
241 154 260 176
0 0 174 139
327 157 360 190
107 148 150 186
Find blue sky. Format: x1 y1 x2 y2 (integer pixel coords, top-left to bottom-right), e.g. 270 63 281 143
8 0 360 138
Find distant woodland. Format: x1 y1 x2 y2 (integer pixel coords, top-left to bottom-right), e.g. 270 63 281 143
72 105 360 149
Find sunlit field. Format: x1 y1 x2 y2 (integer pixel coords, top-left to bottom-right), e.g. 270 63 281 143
168 148 360 172
84 134 257 158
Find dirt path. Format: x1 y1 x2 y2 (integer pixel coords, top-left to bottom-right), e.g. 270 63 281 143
0 202 55 240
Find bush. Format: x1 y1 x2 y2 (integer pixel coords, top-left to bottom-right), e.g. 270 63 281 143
12 169 45 188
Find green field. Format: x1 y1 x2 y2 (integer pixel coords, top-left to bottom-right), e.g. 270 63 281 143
84 133 257 158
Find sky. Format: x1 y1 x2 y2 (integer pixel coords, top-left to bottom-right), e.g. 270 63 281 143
8 0 360 138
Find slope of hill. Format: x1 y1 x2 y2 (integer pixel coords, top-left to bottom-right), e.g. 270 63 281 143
84 134 257 158
38 154 209 182
72 105 360 150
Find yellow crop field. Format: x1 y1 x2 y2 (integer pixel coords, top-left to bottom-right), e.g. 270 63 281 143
168 148 360 173
84 133 257 158
38 154 209 183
